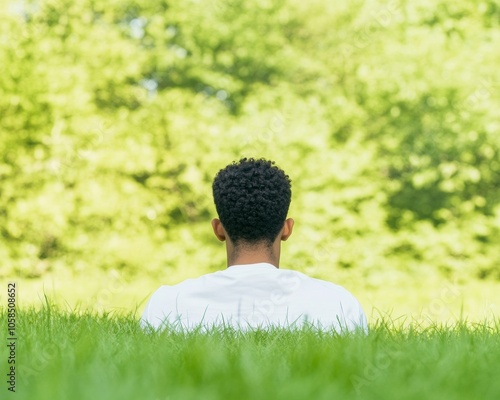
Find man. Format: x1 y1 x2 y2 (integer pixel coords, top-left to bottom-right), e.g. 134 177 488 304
141 158 367 332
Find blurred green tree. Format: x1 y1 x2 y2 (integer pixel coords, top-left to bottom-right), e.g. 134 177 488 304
1 0 499 280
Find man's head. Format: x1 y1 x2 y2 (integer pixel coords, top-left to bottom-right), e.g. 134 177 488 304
212 158 292 251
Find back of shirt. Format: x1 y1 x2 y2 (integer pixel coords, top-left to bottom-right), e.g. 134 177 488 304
141 262 368 332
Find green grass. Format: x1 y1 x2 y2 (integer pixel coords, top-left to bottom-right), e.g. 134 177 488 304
2 306 499 400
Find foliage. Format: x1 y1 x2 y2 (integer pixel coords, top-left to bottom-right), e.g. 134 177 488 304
1 0 500 282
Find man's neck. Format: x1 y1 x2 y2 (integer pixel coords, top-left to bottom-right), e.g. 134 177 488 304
226 243 280 268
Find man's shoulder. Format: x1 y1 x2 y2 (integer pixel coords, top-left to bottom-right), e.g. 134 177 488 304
305 274 355 294
287 271 361 303
151 270 225 294
280 269 346 289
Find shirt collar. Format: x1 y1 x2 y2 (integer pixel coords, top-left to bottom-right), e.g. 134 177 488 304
227 262 278 270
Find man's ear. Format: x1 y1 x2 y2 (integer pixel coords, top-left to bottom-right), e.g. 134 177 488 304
281 218 294 241
211 218 226 241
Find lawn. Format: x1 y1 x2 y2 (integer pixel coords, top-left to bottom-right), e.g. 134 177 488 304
2 306 499 400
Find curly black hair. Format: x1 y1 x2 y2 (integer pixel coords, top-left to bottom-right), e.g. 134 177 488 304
212 158 292 247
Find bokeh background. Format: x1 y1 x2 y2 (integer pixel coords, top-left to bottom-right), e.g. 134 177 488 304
1 0 499 323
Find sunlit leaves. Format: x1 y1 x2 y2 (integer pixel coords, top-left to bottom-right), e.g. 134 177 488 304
1 0 499 281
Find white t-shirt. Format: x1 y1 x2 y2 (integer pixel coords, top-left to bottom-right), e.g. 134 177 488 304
141 262 368 332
